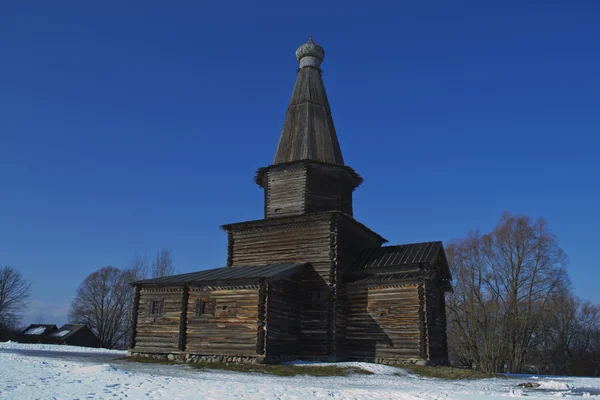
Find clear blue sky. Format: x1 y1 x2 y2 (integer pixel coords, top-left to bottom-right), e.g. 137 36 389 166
1 1 598 325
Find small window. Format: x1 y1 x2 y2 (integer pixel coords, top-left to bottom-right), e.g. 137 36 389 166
149 299 163 315
196 298 215 316
307 290 323 301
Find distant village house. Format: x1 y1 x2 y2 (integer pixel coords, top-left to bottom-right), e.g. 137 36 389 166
18 323 101 348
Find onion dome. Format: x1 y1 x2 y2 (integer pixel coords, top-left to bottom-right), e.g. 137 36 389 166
295 35 325 68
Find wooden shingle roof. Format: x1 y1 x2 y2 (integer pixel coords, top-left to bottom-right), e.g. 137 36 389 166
273 38 344 165
131 263 308 286
354 241 443 270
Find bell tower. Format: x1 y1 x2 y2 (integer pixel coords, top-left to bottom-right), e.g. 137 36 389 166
255 36 363 218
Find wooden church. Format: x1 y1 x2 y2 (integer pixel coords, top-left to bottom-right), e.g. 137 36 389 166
129 37 452 365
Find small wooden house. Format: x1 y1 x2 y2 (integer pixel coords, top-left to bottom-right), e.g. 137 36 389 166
17 324 58 343
45 324 102 348
130 37 452 365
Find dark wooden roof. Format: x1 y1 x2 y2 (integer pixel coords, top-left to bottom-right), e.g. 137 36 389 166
255 160 363 189
20 324 57 336
49 324 88 340
221 210 387 244
273 56 344 165
354 241 443 270
131 263 308 286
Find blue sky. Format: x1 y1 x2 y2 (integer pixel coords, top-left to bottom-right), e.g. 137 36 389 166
1 1 598 326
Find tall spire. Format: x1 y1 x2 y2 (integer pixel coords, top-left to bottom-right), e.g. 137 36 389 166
273 36 344 165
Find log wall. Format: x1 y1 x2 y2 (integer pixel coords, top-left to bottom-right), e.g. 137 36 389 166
425 279 449 362
332 214 385 358
346 283 423 361
262 163 356 219
133 286 184 354
225 212 385 358
304 165 353 216
185 286 261 357
265 166 306 218
227 216 332 356
265 278 302 358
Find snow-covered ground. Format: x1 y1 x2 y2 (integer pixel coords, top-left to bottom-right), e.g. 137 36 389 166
0 340 126 354
1 342 600 399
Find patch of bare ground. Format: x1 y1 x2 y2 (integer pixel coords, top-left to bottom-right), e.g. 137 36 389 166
402 365 496 379
125 357 373 377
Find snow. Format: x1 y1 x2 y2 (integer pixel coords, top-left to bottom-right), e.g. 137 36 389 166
285 359 408 375
52 329 70 337
1 342 600 399
538 381 575 391
23 327 46 335
0 340 126 354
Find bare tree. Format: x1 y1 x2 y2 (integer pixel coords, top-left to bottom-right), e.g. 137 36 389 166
531 288 600 376
0 266 31 330
122 254 148 347
446 232 507 372
151 248 175 278
127 252 148 281
533 284 579 374
69 266 132 349
447 212 567 373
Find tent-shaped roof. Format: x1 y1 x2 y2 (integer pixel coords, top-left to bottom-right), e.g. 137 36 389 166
273 37 344 165
131 263 308 286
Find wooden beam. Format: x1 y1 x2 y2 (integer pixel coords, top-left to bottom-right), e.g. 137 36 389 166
256 281 267 356
178 286 189 351
129 285 141 349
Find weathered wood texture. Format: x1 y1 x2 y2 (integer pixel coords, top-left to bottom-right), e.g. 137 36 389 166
261 163 356 219
304 164 354 216
178 287 189 351
273 64 343 165
424 279 449 361
185 286 260 357
331 214 386 358
226 216 332 356
128 285 141 349
346 283 423 360
227 216 333 278
264 165 306 218
265 278 302 358
133 287 184 354
225 212 386 358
